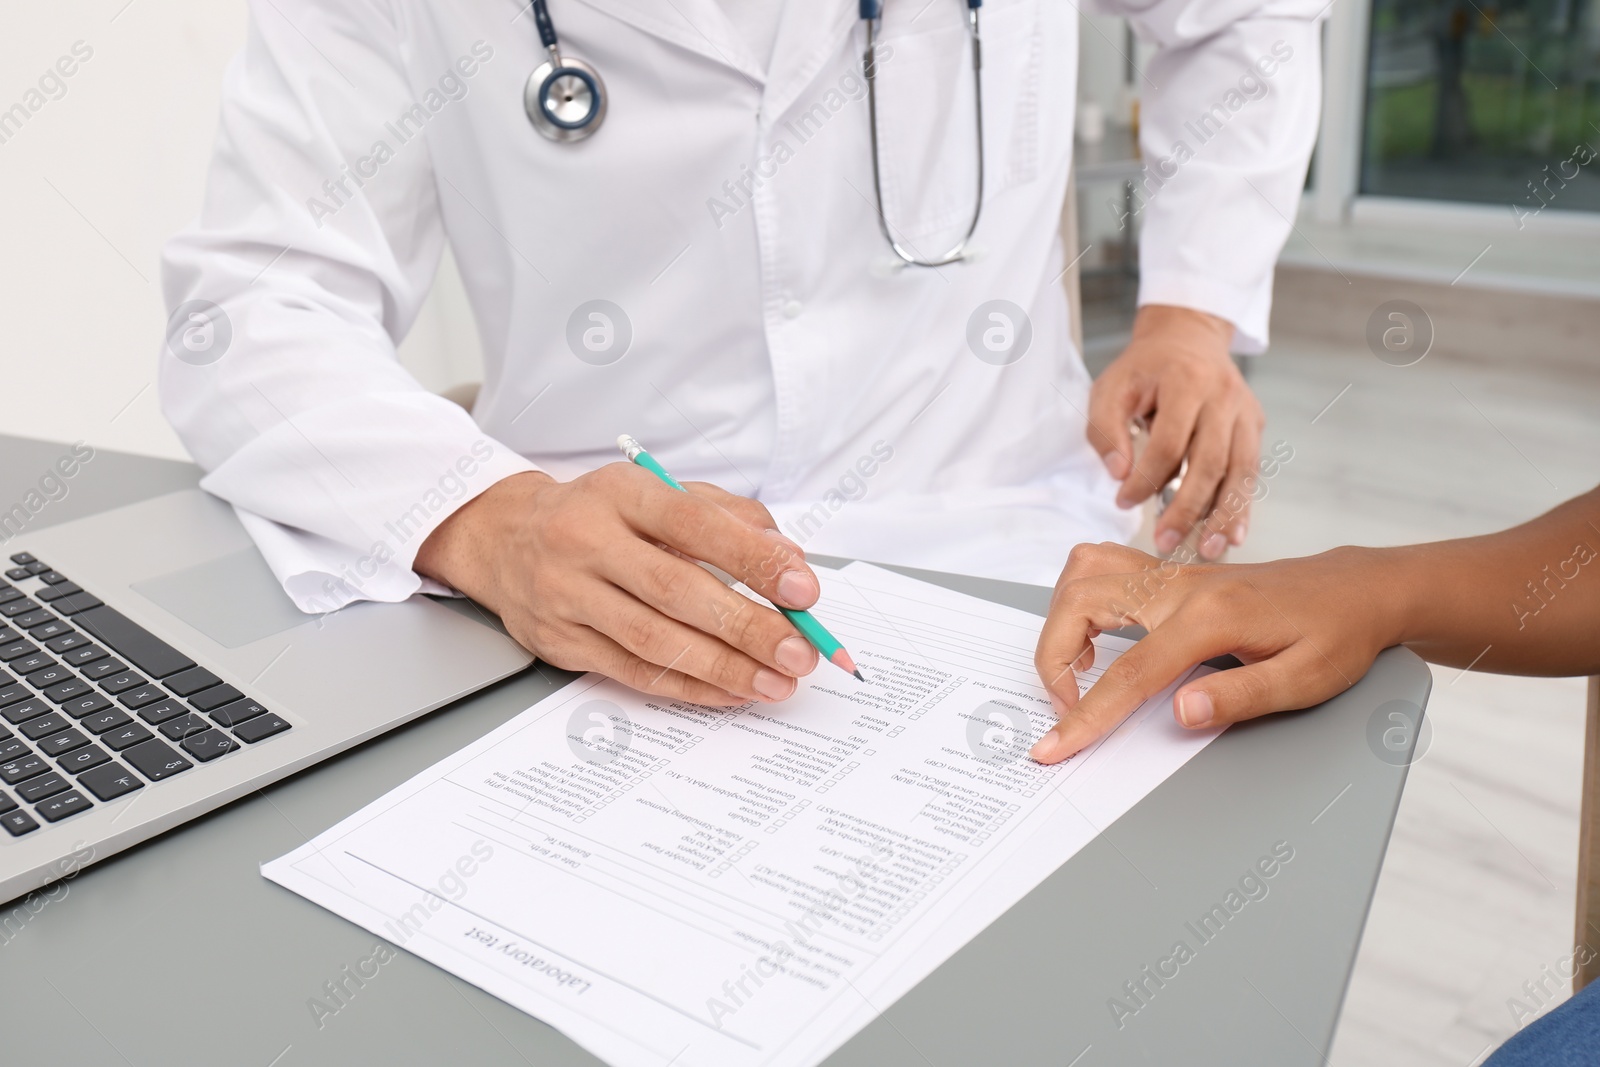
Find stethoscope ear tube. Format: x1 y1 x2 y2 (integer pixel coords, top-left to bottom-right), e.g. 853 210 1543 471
862 4 986 268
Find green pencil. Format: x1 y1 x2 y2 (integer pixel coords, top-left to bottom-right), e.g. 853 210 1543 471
617 435 864 681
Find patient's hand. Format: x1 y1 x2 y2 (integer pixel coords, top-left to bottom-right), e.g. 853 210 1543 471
1029 542 1398 763
416 466 820 706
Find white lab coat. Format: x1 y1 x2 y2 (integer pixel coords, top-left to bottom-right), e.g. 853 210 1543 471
159 0 1323 612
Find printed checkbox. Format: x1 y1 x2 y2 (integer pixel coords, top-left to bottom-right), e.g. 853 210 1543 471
573 816 587 823
863 749 875 756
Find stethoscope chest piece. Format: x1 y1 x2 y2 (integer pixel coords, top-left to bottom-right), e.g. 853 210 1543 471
525 55 606 142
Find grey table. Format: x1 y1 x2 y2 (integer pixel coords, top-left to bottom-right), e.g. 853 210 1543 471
1 434 1431 1066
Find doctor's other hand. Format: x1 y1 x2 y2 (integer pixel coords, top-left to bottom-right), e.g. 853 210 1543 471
415 467 821 706
1088 305 1264 561
1029 542 1395 765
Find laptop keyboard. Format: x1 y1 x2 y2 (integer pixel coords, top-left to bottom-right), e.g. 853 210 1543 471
0 551 292 837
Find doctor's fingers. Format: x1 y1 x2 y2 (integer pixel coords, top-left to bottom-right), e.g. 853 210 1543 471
617 478 819 611
682 482 791 542
549 625 745 709
1197 417 1265 559
1118 388 1204 510
1152 403 1233 555
1030 604 1242 765
1085 366 1144 482
578 585 797 704
603 540 818 679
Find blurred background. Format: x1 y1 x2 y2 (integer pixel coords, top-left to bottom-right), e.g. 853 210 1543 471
1 3 1597 1063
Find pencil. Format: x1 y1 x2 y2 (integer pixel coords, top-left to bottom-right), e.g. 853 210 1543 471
617 435 864 681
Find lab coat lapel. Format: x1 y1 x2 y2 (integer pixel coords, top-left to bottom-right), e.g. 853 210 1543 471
762 0 859 125
568 0 765 84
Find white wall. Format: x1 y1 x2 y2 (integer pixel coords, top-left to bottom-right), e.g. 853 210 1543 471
0 1 482 461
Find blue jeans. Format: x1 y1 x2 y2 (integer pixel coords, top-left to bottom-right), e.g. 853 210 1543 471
1484 977 1600 1065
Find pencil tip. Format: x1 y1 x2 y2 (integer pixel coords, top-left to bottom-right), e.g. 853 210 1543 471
853 669 865 682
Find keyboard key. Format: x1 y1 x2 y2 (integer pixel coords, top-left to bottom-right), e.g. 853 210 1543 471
159 714 211 741
189 684 244 712
43 679 92 703
78 762 143 801
44 631 87 653
79 657 125 682
37 571 68 585
0 640 39 661
36 583 84 603
61 642 108 666
3 567 28 582
10 653 54 676
0 598 40 618
0 722 10 741
36 729 89 758
122 739 191 781
60 693 113 719
53 593 104 616
9 553 35 565
0 755 49 784
26 664 74 689
72 606 194 678
20 713 71 740
30 619 74 642
181 729 239 763
0 739 27 761
233 713 292 744
11 610 55 630
23 561 49 576
100 671 147 695
2 699 51 726
0 682 30 706
0 587 23 605
117 685 166 710
0 627 16 645
1 808 39 835
82 708 133 734
57 744 110 774
35 790 91 822
16 771 69 803
101 723 154 751
136 699 187 725
0 789 13 813
163 666 223 696
208 698 268 728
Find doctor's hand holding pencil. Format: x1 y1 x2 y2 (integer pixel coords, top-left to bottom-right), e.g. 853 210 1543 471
415 446 834 707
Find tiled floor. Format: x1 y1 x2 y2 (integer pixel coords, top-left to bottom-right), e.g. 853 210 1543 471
1216 331 1598 1065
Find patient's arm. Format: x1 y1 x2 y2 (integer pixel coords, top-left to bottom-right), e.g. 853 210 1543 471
1029 485 1600 763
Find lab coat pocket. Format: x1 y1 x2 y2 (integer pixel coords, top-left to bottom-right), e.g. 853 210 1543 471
872 0 1041 245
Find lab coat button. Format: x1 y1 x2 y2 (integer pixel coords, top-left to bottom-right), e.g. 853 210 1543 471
782 299 803 319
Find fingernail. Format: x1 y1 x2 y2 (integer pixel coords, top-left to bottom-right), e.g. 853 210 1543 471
753 669 796 701
1229 522 1248 546
775 636 817 676
1105 452 1130 480
776 569 818 607
1199 532 1227 560
1177 690 1214 727
1154 528 1180 554
1029 731 1063 762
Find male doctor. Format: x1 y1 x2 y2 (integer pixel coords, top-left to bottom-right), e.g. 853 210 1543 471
161 0 1323 707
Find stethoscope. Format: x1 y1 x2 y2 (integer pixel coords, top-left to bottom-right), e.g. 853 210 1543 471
862 0 986 267
524 0 986 268
522 0 607 142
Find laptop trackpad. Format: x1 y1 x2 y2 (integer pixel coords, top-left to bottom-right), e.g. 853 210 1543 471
131 548 310 648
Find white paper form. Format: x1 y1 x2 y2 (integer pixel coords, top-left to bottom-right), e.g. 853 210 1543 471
263 564 1224 1067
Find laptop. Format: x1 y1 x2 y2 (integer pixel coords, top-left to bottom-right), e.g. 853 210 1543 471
0 488 534 903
